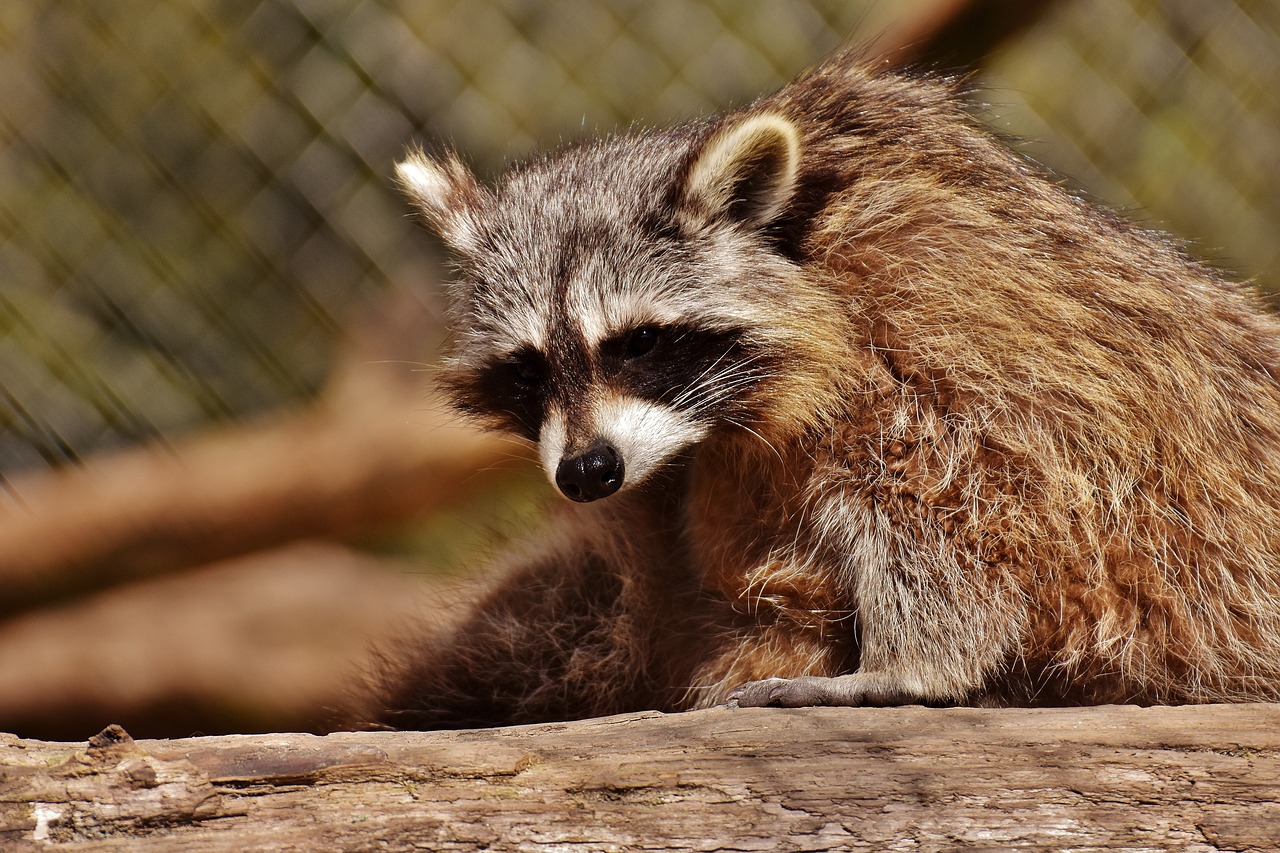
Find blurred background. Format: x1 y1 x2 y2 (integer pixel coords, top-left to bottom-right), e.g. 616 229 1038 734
1 0 1277 741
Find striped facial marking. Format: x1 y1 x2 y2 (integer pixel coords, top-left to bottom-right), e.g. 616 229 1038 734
454 292 773 499
537 407 569 484
533 393 708 494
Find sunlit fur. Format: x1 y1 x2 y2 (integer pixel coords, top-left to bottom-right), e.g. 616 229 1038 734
352 52 1280 731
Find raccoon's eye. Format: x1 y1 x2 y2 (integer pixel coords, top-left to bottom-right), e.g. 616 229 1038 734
510 359 543 389
496 349 546 393
624 326 659 359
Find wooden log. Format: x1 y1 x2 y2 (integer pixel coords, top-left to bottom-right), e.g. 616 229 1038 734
2 705 1278 851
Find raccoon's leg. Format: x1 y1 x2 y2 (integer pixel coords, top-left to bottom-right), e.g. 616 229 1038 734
728 520 1024 709
684 614 854 710
727 672 940 708
349 531 707 730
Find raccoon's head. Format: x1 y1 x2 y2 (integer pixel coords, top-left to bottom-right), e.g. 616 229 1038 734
398 112 840 502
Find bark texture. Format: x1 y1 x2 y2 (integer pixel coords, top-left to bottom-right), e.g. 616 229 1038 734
2 705 1278 852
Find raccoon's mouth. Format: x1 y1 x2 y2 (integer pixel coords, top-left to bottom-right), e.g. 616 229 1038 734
539 396 709 501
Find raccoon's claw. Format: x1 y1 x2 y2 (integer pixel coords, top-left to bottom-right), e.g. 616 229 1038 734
726 673 924 708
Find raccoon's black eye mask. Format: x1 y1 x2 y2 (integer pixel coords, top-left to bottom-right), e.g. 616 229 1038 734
461 347 548 440
459 319 769 442
601 323 766 412
598 324 665 364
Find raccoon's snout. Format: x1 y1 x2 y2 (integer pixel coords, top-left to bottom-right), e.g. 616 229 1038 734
556 441 624 502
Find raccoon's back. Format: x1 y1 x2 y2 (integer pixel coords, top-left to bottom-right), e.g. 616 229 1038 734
761 58 1280 702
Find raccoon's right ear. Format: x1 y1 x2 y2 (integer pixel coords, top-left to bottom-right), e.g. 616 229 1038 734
395 147 492 255
679 112 800 231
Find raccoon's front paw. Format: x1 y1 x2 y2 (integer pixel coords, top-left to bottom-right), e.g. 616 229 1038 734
725 673 922 708
727 676 830 708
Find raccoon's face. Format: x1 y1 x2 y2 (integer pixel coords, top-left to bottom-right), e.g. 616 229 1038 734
398 114 811 502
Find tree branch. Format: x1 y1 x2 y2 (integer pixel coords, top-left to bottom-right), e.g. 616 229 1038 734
0 363 530 619
873 0 1066 71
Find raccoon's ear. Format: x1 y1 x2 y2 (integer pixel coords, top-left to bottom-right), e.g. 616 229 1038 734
395 147 491 254
680 113 800 230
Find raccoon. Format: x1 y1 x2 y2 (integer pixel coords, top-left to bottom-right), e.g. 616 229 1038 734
351 52 1280 730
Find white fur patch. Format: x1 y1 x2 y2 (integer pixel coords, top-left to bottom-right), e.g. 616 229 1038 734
538 407 568 487
593 393 708 488
395 151 483 252
395 156 451 208
563 258 764 351
498 306 547 354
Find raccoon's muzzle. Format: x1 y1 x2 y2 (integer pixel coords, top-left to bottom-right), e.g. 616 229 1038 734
555 440 624 502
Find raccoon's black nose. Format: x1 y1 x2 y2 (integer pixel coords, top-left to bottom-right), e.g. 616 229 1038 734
556 442 624 502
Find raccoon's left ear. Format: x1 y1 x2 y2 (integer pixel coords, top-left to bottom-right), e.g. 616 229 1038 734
395 147 492 255
680 112 800 230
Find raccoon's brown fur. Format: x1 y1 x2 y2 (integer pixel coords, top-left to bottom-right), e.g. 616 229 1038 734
350 53 1280 731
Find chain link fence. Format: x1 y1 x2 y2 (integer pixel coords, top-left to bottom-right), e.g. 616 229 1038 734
988 0 1280 290
1 0 1277 487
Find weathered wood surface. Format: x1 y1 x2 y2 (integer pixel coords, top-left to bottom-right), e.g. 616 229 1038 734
2 705 1278 852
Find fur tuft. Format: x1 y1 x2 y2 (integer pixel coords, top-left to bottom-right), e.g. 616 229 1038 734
395 147 490 254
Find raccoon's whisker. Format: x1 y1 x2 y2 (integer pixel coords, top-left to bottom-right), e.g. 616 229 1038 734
676 354 771 400
682 348 741 390
722 416 785 464
669 350 766 409
685 370 781 415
